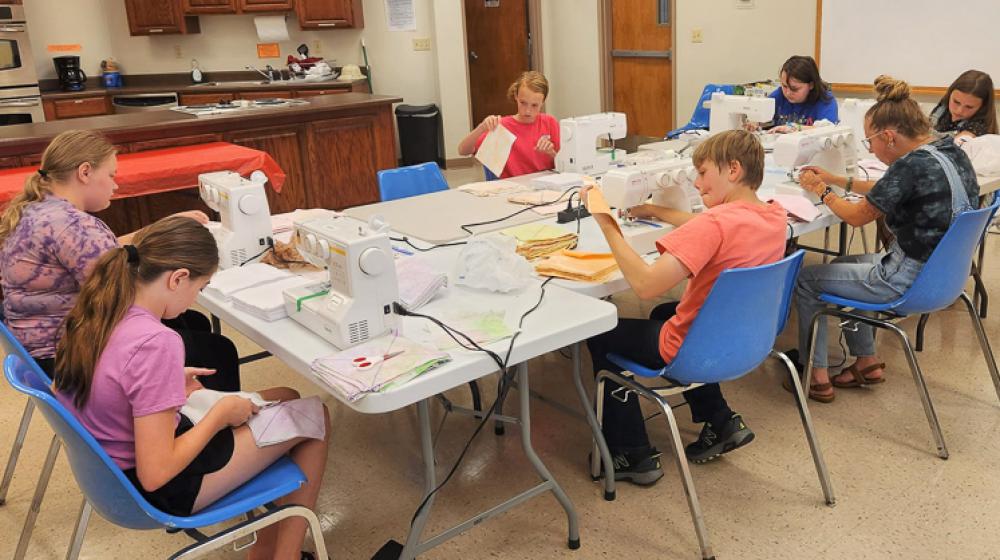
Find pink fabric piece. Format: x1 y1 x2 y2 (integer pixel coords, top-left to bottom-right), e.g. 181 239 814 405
768 193 822 222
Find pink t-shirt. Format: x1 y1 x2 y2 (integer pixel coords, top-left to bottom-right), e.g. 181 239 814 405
655 200 788 363
56 306 186 470
475 113 560 178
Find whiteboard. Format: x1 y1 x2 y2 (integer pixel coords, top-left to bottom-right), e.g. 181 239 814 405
819 0 1000 88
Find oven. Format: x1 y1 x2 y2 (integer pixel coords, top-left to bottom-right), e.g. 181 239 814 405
0 5 36 89
0 85 42 125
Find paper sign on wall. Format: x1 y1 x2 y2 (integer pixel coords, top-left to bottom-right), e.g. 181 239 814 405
257 43 280 58
384 0 416 31
47 44 82 52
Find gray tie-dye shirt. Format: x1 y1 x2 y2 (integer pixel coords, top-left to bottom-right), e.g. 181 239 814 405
866 137 979 262
1 196 118 359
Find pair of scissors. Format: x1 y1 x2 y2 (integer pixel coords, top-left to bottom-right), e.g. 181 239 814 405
352 350 405 371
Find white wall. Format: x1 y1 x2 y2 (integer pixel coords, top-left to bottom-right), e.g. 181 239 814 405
673 0 816 126
24 0 115 79
540 0 602 120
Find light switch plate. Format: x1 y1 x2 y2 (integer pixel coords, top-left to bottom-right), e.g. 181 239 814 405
691 28 704 43
736 0 755 8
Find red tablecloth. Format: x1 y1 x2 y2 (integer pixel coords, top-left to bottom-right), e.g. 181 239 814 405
0 142 286 206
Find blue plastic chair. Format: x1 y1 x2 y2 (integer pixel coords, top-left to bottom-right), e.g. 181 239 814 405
3 354 329 560
804 199 1000 460
377 161 449 202
665 83 736 139
590 251 835 560
0 319 66 560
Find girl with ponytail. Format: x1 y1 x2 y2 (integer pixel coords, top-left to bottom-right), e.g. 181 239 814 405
789 76 980 403
54 217 329 559
0 130 238 392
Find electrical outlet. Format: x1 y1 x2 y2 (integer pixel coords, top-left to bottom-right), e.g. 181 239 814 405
173 44 183 59
312 39 322 55
735 0 755 8
691 28 704 43
412 37 431 51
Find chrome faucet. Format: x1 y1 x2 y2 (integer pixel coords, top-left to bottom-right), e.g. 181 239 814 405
246 64 281 82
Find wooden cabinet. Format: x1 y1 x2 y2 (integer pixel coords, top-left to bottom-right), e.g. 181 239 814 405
237 90 294 100
183 0 237 14
0 156 20 170
129 133 222 153
179 92 236 106
44 96 111 120
226 126 307 214
304 113 393 209
293 88 348 98
296 0 363 29
125 0 200 35
240 0 294 11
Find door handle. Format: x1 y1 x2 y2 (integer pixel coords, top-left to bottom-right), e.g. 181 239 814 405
469 51 479 62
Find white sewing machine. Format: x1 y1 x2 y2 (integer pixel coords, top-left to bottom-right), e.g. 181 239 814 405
772 124 857 180
282 217 398 349
600 156 699 254
199 171 273 269
708 92 776 134
555 112 628 175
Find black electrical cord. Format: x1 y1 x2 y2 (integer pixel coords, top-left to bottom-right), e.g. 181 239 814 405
396 277 554 527
390 236 468 252
459 186 580 235
237 238 275 267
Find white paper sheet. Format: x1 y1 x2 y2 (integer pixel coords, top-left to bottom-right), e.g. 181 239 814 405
476 124 516 178
254 15 290 42
384 0 416 31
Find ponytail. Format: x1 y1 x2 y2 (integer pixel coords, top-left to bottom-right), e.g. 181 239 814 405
54 216 219 408
0 130 116 243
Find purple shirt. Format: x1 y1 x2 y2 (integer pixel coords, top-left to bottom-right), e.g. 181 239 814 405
1 196 118 359
56 306 186 470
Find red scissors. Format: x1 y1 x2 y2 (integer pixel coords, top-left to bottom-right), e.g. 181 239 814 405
352 350 405 371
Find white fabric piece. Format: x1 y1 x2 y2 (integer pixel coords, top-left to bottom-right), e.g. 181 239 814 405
181 389 276 424
453 235 534 293
204 263 291 302
248 396 326 447
959 134 1000 176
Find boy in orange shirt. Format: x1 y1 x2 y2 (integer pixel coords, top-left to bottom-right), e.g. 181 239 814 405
584 130 788 484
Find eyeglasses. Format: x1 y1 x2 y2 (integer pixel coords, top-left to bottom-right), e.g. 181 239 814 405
861 130 891 151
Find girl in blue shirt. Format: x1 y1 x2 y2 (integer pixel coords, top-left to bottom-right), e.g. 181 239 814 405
768 55 839 132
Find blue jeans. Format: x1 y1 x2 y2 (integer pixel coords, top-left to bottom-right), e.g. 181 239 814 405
795 244 924 368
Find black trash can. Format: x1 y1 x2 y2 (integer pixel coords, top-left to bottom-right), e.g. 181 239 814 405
395 103 444 168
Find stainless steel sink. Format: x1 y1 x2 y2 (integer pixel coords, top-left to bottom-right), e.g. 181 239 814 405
189 80 271 87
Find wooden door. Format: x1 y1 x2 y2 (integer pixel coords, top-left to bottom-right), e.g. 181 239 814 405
464 0 529 127
610 0 672 137
226 125 308 214
183 0 237 14
296 0 363 28
240 0 293 12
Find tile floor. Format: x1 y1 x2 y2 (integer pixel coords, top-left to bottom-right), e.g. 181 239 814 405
1 174 998 559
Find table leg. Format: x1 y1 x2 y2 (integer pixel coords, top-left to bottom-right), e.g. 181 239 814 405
569 342 616 501
400 399 436 560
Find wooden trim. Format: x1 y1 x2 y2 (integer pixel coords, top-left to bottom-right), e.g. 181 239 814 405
814 0 822 65
598 0 613 112
528 0 543 73
832 83 1000 98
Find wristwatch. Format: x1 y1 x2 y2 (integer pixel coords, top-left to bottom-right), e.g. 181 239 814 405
820 186 835 203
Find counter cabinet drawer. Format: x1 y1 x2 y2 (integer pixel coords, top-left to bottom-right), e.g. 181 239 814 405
50 96 111 119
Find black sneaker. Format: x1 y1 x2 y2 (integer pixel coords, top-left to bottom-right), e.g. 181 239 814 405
684 414 755 464
593 446 664 486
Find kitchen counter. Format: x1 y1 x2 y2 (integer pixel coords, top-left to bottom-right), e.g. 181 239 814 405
0 92 401 234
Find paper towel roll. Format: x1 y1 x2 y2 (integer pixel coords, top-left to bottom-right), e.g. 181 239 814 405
255 15 289 42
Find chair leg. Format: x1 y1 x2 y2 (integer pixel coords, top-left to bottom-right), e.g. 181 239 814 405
658 395 715 560
859 226 870 253
568 343 615 500
822 228 831 264
14 434 60 560
170 505 329 560
64 499 92 560
883 322 949 459
591 374 611 489
915 313 930 352
0 399 35 506
772 350 836 506
958 292 1000 404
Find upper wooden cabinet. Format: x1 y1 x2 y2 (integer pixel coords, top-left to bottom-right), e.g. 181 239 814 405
183 0 237 14
125 0 201 35
241 0 294 11
296 0 363 29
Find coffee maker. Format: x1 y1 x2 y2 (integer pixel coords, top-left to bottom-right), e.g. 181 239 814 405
53 56 87 91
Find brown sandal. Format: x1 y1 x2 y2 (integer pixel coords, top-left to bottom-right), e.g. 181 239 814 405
782 374 835 403
832 362 886 388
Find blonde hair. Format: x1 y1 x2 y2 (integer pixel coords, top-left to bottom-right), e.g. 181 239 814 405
54 216 219 408
692 130 765 190
507 71 549 101
0 130 116 243
865 75 932 139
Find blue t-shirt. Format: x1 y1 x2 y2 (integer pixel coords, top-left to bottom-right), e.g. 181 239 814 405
768 88 839 126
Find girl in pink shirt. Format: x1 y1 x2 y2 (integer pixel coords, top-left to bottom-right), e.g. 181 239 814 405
54 216 329 560
457 71 560 178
